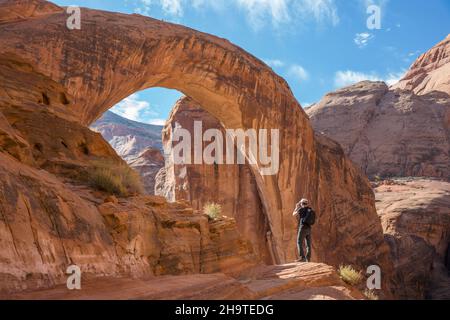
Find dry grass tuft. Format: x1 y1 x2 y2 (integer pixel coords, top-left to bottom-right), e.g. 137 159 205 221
87 161 144 197
338 265 363 286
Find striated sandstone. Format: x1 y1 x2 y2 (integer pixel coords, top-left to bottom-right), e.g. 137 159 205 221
3 263 363 300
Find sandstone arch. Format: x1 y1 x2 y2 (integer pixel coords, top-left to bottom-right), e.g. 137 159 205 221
0 0 391 270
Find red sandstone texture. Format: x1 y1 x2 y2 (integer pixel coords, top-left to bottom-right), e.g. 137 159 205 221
3 263 363 300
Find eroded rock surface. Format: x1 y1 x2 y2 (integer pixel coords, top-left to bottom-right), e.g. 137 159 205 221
3 263 364 300
393 34 450 95
375 179 450 299
128 148 164 194
306 81 450 179
156 97 272 263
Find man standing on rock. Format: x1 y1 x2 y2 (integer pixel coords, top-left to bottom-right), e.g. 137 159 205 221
293 199 316 262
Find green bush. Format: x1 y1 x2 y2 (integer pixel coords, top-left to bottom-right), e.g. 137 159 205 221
203 202 222 220
338 265 363 286
87 161 144 197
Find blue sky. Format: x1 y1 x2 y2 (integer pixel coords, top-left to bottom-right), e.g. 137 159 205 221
53 0 450 125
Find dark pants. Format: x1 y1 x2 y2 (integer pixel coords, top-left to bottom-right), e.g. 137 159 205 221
297 226 312 261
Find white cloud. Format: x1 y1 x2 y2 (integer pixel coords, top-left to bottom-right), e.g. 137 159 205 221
134 0 339 31
288 64 309 82
293 0 339 26
334 69 406 88
264 59 285 68
111 93 158 122
335 70 379 87
235 0 290 30
149 118 167 125
354 32 374 48
160 0 183 16
383 70 406 86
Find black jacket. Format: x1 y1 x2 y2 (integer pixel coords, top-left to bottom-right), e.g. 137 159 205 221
296 207 313 228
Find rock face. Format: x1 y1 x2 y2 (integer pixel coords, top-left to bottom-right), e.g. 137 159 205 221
393 34 450 95
128 147 164 194
375 178 450 299
4 263 364 300
306 81 450 179
156 97 272 263
0 0 392 274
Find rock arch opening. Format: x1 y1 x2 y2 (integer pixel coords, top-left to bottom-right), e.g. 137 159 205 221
92 88 275 264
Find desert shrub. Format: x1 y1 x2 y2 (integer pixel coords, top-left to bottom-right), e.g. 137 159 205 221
203 202 222 220
338 265 363 286
87 161 144 197
373 175 382 182
364 289 379 300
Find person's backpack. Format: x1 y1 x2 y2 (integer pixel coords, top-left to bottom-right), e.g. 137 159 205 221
305 208 316 226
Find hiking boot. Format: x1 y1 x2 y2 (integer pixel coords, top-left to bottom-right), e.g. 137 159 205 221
296 258 307 262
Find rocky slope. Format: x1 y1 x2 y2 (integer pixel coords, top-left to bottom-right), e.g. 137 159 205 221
375 179 450 299
90 111 164 194
306 81 450 179
393 34 450 95
90 111 162 161
128 147 164 194
0 0 394 275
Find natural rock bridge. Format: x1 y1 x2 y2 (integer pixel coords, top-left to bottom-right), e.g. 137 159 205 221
0 0 390 272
